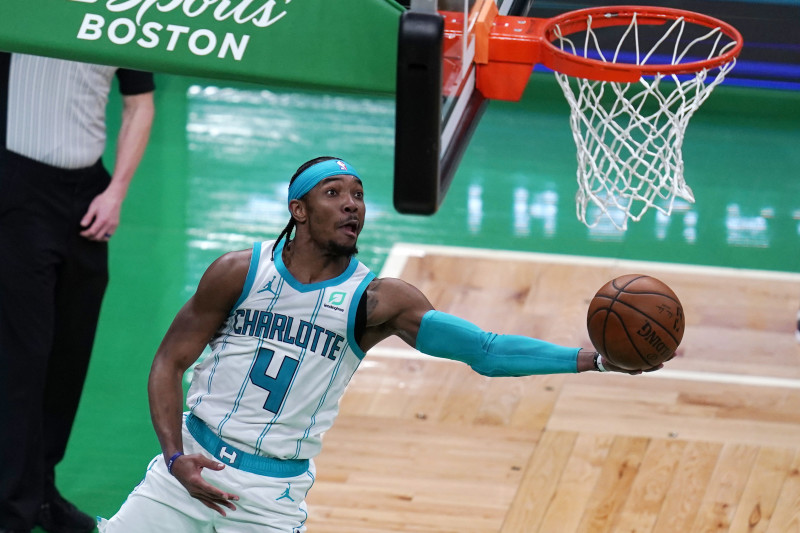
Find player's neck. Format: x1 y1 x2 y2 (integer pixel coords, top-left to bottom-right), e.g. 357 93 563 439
281 239 351 284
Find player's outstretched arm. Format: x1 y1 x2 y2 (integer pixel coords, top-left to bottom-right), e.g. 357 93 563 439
360 277 646 375
147 249 250 515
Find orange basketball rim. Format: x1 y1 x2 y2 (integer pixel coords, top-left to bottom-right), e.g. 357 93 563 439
460 3 744 101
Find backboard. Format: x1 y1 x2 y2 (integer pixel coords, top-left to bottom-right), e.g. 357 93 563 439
394 0 529 215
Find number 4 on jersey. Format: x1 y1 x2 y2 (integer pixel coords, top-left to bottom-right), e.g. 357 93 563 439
249 347 299 413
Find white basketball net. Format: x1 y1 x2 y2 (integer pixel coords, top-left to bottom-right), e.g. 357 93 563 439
551 13 738 229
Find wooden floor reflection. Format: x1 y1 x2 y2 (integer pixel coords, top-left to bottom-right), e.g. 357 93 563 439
306 244 800 533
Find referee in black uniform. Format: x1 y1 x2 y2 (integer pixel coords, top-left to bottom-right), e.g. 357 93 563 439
0 53 155 533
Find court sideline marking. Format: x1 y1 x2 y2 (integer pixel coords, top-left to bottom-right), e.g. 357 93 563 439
369 242 800 390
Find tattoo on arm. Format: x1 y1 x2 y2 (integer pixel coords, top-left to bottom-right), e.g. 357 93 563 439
366 279 382 318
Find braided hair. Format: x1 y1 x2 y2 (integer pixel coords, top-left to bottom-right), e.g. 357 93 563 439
271 156 343 260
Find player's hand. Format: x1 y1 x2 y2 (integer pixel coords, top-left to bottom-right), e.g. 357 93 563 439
602 357 663 375
169 453 240 516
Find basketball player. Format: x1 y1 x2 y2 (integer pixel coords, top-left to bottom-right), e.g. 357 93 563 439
100 156 648 532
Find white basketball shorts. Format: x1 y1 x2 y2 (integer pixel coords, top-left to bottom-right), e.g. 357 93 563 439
99 416 315 533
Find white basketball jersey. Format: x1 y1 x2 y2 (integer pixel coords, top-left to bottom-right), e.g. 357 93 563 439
187 239 375 460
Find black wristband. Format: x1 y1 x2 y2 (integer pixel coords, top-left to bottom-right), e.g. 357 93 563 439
593 352 607 372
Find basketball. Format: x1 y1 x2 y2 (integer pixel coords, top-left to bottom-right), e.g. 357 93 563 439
587 274 685 371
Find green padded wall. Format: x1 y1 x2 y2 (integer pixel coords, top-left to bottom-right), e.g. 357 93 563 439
0 0 403 93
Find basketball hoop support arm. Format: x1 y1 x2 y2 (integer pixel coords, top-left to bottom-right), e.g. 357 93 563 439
470 1 548 101
475 16 549 101
462 4 681 101
441 4 549 102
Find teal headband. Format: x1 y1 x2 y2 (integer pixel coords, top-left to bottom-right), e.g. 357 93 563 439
287 159 361 204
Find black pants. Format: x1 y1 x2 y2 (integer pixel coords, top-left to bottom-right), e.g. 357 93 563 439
0 149 110 530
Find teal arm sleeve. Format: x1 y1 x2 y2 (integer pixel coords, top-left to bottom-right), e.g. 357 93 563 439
415 310 579 376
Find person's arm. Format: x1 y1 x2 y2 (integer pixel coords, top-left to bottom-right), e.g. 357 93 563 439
148 250 250 516
80 90 155 241
360 277 648 375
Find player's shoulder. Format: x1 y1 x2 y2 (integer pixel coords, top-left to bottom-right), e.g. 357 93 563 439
200 248 253 286
194 248 254 306
367 276 414 294
366 276 430 311
214 248 253 270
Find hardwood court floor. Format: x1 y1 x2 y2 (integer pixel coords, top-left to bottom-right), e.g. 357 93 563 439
305 244 800 533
